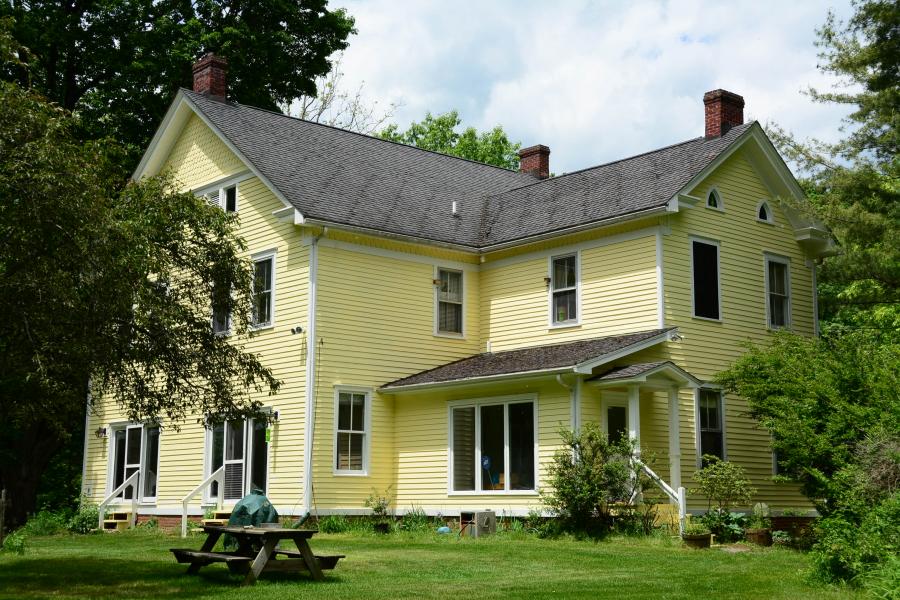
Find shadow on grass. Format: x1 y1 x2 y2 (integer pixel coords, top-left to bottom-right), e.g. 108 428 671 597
0 555 336 599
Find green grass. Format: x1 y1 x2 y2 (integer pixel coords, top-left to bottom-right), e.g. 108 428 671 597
0 528 860 599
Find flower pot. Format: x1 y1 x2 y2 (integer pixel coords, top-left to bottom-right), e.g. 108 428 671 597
682 533 712 549
373 522 391 534
745 528 772 547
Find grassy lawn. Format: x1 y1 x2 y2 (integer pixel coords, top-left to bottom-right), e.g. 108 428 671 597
0 529 860 599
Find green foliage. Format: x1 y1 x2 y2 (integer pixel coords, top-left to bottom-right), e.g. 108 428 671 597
364 487 393 521
1 529 25 554
317 515 352 534
766 1 899 330
747 503 772 530
399 508 431 532
0 2 355 169
861 556 900 600
380 111 521 169
67 504 99 535
683 522 711 536
772 530 792 546
692 456 755 511
542 423 636 534
21 510 67 536
699 510 747 543
0 80 280 524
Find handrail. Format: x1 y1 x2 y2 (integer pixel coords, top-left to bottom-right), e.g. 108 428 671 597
180 466 225 537
98 471 141 530
632 458 687 535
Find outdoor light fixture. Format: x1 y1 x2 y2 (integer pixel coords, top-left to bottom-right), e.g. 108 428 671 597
544 276 552 287
94 427 107 439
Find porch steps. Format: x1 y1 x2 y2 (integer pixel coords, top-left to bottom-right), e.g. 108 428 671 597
102 511 132 532
201 510 232 527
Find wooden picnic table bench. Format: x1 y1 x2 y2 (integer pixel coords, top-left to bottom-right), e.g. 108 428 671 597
170 525 344 586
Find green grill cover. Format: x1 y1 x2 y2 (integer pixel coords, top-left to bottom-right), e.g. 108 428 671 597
224 489 279 550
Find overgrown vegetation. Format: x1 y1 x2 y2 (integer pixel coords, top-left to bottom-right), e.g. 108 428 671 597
691 457 755 543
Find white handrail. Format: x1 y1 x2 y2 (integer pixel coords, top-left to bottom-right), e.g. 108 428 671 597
632 458 687 535
98 471 141 530
180 466 225 537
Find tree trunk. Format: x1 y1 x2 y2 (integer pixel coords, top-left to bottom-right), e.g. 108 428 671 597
0 422 66 527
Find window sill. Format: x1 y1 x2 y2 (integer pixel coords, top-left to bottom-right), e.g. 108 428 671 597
433 332 465 340
448 490 540 497
334 470 369 477
756 219 775 225
250 323 275 332
549 322 581 331
705 206 725 213
691 315 722 323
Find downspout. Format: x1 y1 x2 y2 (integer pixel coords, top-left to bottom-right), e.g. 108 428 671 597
556 374 580 432
301 233 321 519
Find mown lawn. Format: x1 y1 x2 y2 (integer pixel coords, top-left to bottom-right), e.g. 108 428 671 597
0 528 859 599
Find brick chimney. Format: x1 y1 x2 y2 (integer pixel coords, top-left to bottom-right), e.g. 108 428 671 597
703 89 744 138
192 53 228 100
518 144 550 179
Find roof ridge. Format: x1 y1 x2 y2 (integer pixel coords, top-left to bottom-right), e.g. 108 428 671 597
183 89 532 178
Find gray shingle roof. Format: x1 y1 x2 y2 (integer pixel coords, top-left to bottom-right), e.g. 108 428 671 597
381 329 674 390
588 362 669 381
184 90 753 248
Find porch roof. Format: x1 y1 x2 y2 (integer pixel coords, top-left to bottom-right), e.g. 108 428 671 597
379 328 677 392
587 361 702 388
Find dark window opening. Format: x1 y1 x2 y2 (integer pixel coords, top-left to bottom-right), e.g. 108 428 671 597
692 240 720 319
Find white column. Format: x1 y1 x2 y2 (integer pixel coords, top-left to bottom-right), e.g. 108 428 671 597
668 385 682 491
627 385 640 454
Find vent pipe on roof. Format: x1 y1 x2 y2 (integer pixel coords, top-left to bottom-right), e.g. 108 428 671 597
518 144 550 179
703 89 744 138
192 53 228 100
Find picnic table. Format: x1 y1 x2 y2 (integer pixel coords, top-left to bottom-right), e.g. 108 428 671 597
170 525 344 586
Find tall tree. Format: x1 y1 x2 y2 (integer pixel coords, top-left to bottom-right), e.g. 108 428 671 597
0 0 355 170
767 0 899 330
0 80 280 525
380 111 521 169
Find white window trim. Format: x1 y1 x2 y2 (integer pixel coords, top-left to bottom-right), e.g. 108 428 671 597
705 187 725 212
433 266 465 338
694 387 727 467
756 200 775 224
600 394 628 439
548 252 581 329
689 236 723 322
105 421 162 505
195 174 250 213
250 249 277 331
446 393 539 496
202 412 272 504
333 387 372 477
764 253 792 330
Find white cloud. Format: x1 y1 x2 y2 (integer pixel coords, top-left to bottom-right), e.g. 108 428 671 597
336 0 855 172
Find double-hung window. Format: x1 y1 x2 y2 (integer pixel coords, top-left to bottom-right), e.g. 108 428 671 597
252 253 275 328
335 390 369 474
206 417 268 502
550 254 578 325
450 398 536 493
691 238 721 320
765 255 790 329
697 389 725 464
109 423 160 502
436 269 463 335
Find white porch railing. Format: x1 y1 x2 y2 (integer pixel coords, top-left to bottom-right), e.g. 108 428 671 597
98 471 140 530
180 466 225 537
632 458 687 535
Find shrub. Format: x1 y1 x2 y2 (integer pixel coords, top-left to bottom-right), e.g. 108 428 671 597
683 522 710 535
542 423 635 534
699 510 747 543
21 510 68 536
364 486 393 521
67 504 100 534
772 530 791 546
2 530 26 554
747 502 772 529
861 556 900 600
400 507 431 532
693 456 755 510
317 515 352 534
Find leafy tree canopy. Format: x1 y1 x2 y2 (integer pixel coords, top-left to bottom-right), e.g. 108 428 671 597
0 0 356 171
0 80 279 523
767 0 899 331
380 110 521 170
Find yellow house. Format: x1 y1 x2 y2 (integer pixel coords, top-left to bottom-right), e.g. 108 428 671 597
82 55 832 526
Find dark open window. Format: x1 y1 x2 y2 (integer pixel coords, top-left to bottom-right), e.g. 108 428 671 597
698 389 724 463
692 240 720 319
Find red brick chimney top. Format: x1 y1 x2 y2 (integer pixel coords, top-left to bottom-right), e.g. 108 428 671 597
192 53 228 100
703 89 744 138
518 144 550 179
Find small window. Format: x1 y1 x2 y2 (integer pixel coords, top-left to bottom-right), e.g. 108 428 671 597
706 189 723 210
436 269 463 334
225 186 237 212
766 256 791 328
450 399 536 493
200 183 238 212
335 390 368 473
697 389 724 463
252 255 274 328
757 202 770 222
691 239 720 320
206 417 268 501
550 254 578 325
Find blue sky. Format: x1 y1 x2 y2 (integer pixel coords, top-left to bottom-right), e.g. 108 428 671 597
335 0 855 174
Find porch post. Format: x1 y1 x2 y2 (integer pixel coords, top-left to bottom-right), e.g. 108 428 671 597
627 385 640 454
668 385 682 490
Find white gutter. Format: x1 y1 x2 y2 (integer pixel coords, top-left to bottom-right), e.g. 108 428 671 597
556 374 575 431
301 235 320 516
